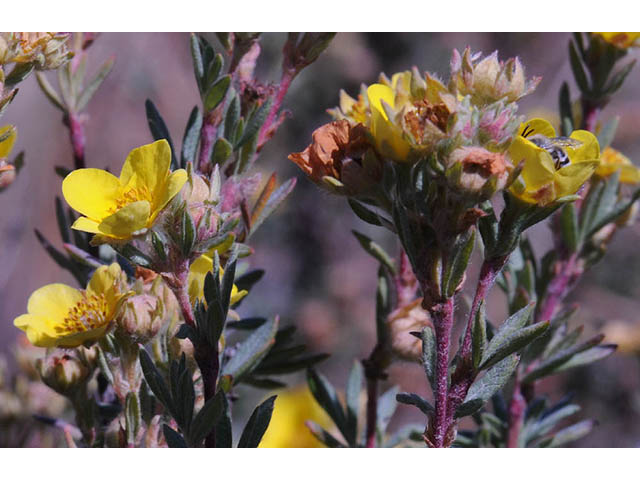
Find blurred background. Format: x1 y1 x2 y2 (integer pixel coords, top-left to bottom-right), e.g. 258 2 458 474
1 33 639 447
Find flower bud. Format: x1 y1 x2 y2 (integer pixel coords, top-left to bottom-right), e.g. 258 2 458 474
36 350 91 395
446 146 511 200
0 162 16 189
386 299 432 362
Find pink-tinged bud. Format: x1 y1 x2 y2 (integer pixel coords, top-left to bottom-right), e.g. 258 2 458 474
36 350 91 395
118 293 164 343
447 146 512 199
0 162 16 189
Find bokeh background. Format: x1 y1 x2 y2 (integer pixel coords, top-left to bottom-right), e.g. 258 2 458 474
2 32 640 447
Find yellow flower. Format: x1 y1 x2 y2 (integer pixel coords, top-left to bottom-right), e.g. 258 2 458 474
508 118 600 206
62 140 187 243
259 387 331 448
187 254 248 305
594 32 640 49
595 147 640 184
367 83 411 162
14 264 130 348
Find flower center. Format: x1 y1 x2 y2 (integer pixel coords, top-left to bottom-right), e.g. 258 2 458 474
108 186 152 214
403 100 449 141
56 293 109 335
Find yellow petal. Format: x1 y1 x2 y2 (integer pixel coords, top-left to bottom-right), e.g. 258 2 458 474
0 125 17 158
54 324 111 348
367 84 395 120
555 161 599 197
518 118 556 138
13 314 59 348
71 216 101 234
63 168 122 221
188 254 213 302
98 200 151 239
568 130 600 164
230 287 248 305
157 168 188 213
509 136 555 189
120 139 171 198
26 283 82 320
87 263 122 296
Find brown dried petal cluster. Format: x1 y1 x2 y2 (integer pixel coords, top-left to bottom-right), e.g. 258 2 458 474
450 146 511 193
403 100 450 141
288 119 370 183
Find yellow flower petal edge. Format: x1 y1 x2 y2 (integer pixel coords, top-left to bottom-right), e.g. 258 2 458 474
62 139 188 243
594 32 640 49
508 119 600 206
14 263 130 348
595 147 640 184
188 254 248 305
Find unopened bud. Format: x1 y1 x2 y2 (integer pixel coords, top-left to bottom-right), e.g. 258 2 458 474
37 350 91 395
387 299 432 363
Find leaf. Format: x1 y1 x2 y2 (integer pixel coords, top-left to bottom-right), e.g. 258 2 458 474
212 137 233 166
237 395 277 448
139 349 174 416
54 197 71 244
552 345 616 373
307 368 348 441
234 269 264 293
604 59 636 95
227 317 267 330
348 198 393 230
456 354 519 418
352 230 396 274
76 57 114 111
421 327 437 392
526 404 581 443
4 62 34 88
35 72 65 111
560 203 579 253
189 390 224 446
250 173 277 226
396 392 434 416
215 393 233 448
204 75 231 112
596 116 619 150
586 182 640 239
180 106 202 168
471 301 488 370
162 425 187 448
222 316 278 383
376 386 399 435
249 178 296 236
569 40 590 93
145 99 177 169
558 81 573 136
581 172 620 240
306 420 346 448
479 303 546 370
443 229 476 297
190 33 204 87
546 420 594 447
236 96 272 149
224 94 241 139
345 361 363 446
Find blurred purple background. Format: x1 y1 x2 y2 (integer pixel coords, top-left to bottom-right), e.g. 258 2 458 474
2 33 640 447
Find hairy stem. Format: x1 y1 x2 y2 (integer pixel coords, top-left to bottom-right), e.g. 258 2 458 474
197 112 218 174
430 296 455 448
256 67 295 150
537 253 579 324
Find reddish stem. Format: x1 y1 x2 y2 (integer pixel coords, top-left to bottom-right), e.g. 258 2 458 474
68 112 86 170
459 255 508 361
256 67 295 150
582 99 600 133
197 112 218 174
430 296 455 448
536 253 578 325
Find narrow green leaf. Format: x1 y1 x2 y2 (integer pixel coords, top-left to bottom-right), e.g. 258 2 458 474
604 59 636 95
396 392 434 416
237 395 277 448
249 178 296 236
145 99 177 169
236 97 272 149
215 393 233 448
352 230 396 274
546 420 594 447
444 229 476 297
472 301 488 370
552 344 616 373
596 116 619 150
76 57 114 111
190 390 224 446
224 93 241 139
139 349 174 415
204 75 231 112
181 106 202 168
569 40 590 93
421 327 437 392
376 386 399 434
306 420 346 448
345 361 363 446
456 354 519 418
558 81 573 136
560 203 579 252
222 316 278 383
307 368 348 441
163 425 187 448
190 34 204 88
35 72 65 111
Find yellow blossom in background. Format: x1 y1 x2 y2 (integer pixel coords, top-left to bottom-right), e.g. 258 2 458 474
508 118 600 206
367 83 411 162
259 387 332 448
187 254 247 305
594 32 640 49
0 125 17 188
62 140 187 244
595 147 640 184
14 264 130 348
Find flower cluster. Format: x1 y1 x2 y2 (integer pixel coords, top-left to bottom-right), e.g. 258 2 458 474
0 33 73 70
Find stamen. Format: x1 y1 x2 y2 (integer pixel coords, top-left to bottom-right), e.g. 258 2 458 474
55 293 108 335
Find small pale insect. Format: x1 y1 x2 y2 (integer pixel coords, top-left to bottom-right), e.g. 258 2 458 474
521 124 583 170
